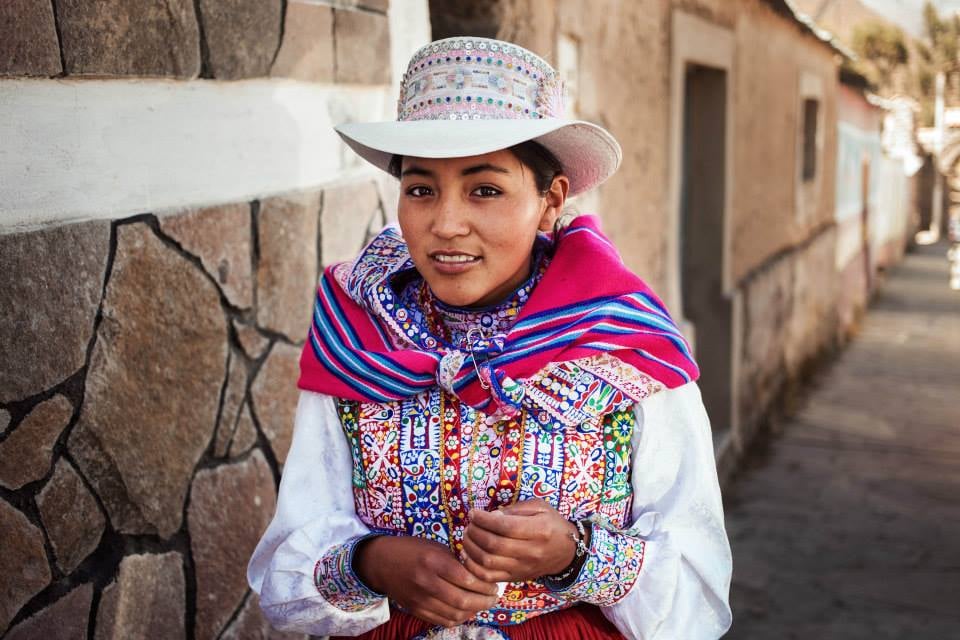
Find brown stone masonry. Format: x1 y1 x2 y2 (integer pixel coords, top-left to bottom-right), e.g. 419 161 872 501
1 0 390 82
0 177 389 638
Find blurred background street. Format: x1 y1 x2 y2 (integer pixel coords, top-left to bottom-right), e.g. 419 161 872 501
725 238 960 638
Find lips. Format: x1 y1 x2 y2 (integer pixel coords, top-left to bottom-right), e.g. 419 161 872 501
429 250 481 273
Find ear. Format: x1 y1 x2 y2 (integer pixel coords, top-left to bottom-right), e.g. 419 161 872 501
538 175 570 232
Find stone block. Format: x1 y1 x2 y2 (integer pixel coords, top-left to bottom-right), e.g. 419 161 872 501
213 352 249 458
358 0 390 12
198 0 282 79
271 1 334 82
0 221 110 403
69 223 226 538
256 192 320 341
4 582 92 640
0 409 9 432
94 552 185 640
233 320 270 360
37 460 105 574
221 593 307 640
321 180 383 267
0 500 51 633
189 451 275 640
159 203 254 309
333 9 390 85
53 0 200 77
0 0 62 76
250 343 301 464
0 394 73 490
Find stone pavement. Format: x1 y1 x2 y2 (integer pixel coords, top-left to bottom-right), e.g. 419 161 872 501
723 241 960 639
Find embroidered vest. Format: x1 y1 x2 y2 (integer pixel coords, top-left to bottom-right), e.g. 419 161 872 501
336 353 663 625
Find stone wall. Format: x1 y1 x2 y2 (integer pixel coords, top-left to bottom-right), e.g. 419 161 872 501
0 1 411 638
0 182 392 639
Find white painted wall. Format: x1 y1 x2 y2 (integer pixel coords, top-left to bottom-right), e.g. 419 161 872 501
389 0 432 111
0 79 393 233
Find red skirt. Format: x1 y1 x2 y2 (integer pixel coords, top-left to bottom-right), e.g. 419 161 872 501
331 605 626 640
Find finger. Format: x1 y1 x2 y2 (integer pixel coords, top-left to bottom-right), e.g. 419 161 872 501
500 498 550 516
462 548 513 583
409 595 473 628
466 515 541 552
463 536 520 582
469 508 541 539
435 556 499 596
429 581 499 620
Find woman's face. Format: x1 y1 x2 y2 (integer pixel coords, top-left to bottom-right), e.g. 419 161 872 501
397 149 568 308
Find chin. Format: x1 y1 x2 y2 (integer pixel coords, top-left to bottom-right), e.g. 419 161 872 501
431 287 482 308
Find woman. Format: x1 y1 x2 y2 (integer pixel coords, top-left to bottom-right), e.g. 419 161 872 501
248 36 732 639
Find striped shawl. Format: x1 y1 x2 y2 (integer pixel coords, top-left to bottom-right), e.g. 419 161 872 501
298 215 698 418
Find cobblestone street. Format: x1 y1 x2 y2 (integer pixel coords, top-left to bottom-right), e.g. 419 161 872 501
724 241 960 639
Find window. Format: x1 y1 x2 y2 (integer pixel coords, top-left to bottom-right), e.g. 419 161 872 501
802 98 819 181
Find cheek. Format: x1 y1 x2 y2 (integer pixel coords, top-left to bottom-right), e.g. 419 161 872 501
482 223 540 274
397 209 426 251
487 202 543 247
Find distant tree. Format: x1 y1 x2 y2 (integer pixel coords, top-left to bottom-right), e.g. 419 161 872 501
923 1 959 71
917 1 960 125
851 2 960 126
851 20 909 88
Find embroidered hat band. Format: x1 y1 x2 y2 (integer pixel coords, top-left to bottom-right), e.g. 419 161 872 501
334 37 621 196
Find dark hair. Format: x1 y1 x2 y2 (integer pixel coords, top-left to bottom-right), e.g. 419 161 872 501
508 140 564 195
386 140 563 196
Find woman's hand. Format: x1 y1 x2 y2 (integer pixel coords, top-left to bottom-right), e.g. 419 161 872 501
354 535 499 628
462 498 581 583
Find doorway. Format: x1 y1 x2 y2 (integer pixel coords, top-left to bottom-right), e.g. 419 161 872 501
680 64 733 442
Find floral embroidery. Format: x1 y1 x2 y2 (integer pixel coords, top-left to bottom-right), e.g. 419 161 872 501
413 625 509 639
335 389 646 623
314 536 383 612
397 37 561 122
547 524 645 607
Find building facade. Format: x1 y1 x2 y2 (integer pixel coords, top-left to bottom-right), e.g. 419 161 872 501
431 0 853 474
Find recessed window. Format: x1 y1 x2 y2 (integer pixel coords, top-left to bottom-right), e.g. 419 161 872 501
802 98 819 182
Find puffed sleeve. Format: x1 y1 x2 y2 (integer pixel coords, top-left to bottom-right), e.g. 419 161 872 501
598 381 733 639
247 391 390 636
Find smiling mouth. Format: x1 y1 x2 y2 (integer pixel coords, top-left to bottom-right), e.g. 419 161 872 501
430 252 481 264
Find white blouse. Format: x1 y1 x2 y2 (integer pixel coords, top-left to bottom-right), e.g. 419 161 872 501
247 382 732 639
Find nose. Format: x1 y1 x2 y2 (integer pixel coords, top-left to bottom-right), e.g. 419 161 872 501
430 193 471 239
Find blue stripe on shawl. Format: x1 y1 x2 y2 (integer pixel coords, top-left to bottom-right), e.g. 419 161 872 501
508 301 690 356
308 329 396 402
312 300 426 397
319 278 435 386
513 293 674 334
563 225 618 251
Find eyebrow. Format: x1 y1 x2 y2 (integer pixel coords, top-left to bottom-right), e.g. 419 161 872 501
400 163 512 178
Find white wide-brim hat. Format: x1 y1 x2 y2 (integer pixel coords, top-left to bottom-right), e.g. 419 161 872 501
335 37 622 197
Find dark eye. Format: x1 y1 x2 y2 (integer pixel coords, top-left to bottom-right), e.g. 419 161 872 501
406 185 433 197
473 186 502 197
